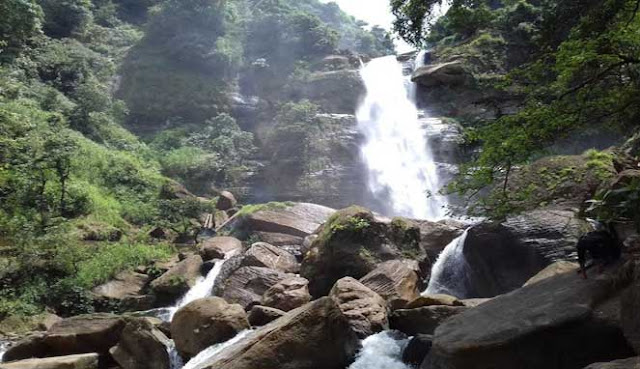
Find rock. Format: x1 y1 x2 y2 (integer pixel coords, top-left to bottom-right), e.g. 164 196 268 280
199 237 243 261
247 306 287 327
253 232 304 247
461 208 587 297
524 261 579 287
403 334 433 367
216 191 237 211
621 263 640 352
195 297 359 369
245 203 335 238
171 297 250 358
294 70 365 114
150 254 203 304
212 254 244 297
218 266 293 310
390 305 468 336
35 313 63 331
314 55 352 71
360 260 421 310
460 298 492 307
148 227 168 240
160 180 195 200
242 242 299 273
109 318 170 369
412 60 471 87
3 314 125 362
92 271 153 311
261 276 311 312
583 357 640 369
329 277 388 338
406 294 464 309
412 220 465 260
0 353 99 369
301 206 422 297
424 262 636 369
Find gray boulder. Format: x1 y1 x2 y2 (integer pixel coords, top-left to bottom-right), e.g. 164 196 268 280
242 242 299 273
245 203 335 238
247 306 287 327
109 318 171 369
583 357 640 369
218 266 293 310
329 277 388 338
0 353 99 369
261 276 311 312
359 260 421 310
200 237 243 261
150 254 203 304
412 60 472 87
390 305 468 336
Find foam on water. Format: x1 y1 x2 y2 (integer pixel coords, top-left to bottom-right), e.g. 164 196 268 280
348 331 411 369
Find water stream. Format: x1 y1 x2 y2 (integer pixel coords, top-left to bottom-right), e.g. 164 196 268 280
424 230 470 298
357 55 447 220
0 340 7 363
181 330 253 369
348 331 411 369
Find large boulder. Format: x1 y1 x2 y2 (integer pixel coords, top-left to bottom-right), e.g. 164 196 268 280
329 277 388 338
195 297 359 369
109 318 171 369
460 208 587 297
218 266 293 310
247 306 287 327
91 271 153 312
242 243 300 273
403 334 434 367
301 206 422 297
424 261 636 369
294 69 365 114
216 191 237 211
150 254 203 304
199 237 243 261
583 357 640 369
406 294 464 309
412 60 472 87
170 297 250 358
524 261 579 287
0 353 99 369
359 260 421 310
261 276 311 312
621 262 640 352
244 203 335 238
3 314 125 362
390 305 468 336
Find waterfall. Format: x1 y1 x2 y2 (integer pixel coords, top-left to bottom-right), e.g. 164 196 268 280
348 331 410 369
357 55 447 220
181 330 253 369
159 257 229 322
424 230 470 298
0 340 7 363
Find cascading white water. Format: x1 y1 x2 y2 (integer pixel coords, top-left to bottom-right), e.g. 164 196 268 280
348 331 410 369
357 55 447 220
424 230 470 298
0 340 7 363
159 257 229 322
181 330 253 369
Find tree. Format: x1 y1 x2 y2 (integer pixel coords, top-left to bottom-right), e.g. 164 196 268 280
157 197 214 243
0 0 43 58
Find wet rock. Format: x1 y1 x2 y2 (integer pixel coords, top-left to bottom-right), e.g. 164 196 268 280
242 242 299 273
390 305 468 336
294 69 365 114
359 260 421 310
583 357 640 369
461 208 587 297
171 297 250 358
196 297 359 369
262 276 311 312
216 191 237 211
406 294 464 309
424 262 636 369
247 306 287 327
0 353 99 369
245 203 335 238
3 314 125 362
412 60 472 87
150 254 203 304
403 334 433 367
524 261 579 287
109 318 170 369
219 266 293 310
199 237 243 261
329 277 388 338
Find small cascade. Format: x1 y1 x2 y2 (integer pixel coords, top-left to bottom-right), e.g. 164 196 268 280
159 257 229 322
357 55 448 220
348 331 411 369
0 340 7 363
167 340 184 369
181 330 253 369
424 230 470 298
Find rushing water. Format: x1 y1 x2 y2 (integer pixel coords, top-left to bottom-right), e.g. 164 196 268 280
159 257 229 322
348 331 411 369
357 55 447 220
0 340 7 363
181 330 253 369
424 230 470 298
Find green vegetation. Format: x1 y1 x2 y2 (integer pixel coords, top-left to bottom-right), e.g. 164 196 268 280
236 201 295 217
393 0 640 223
